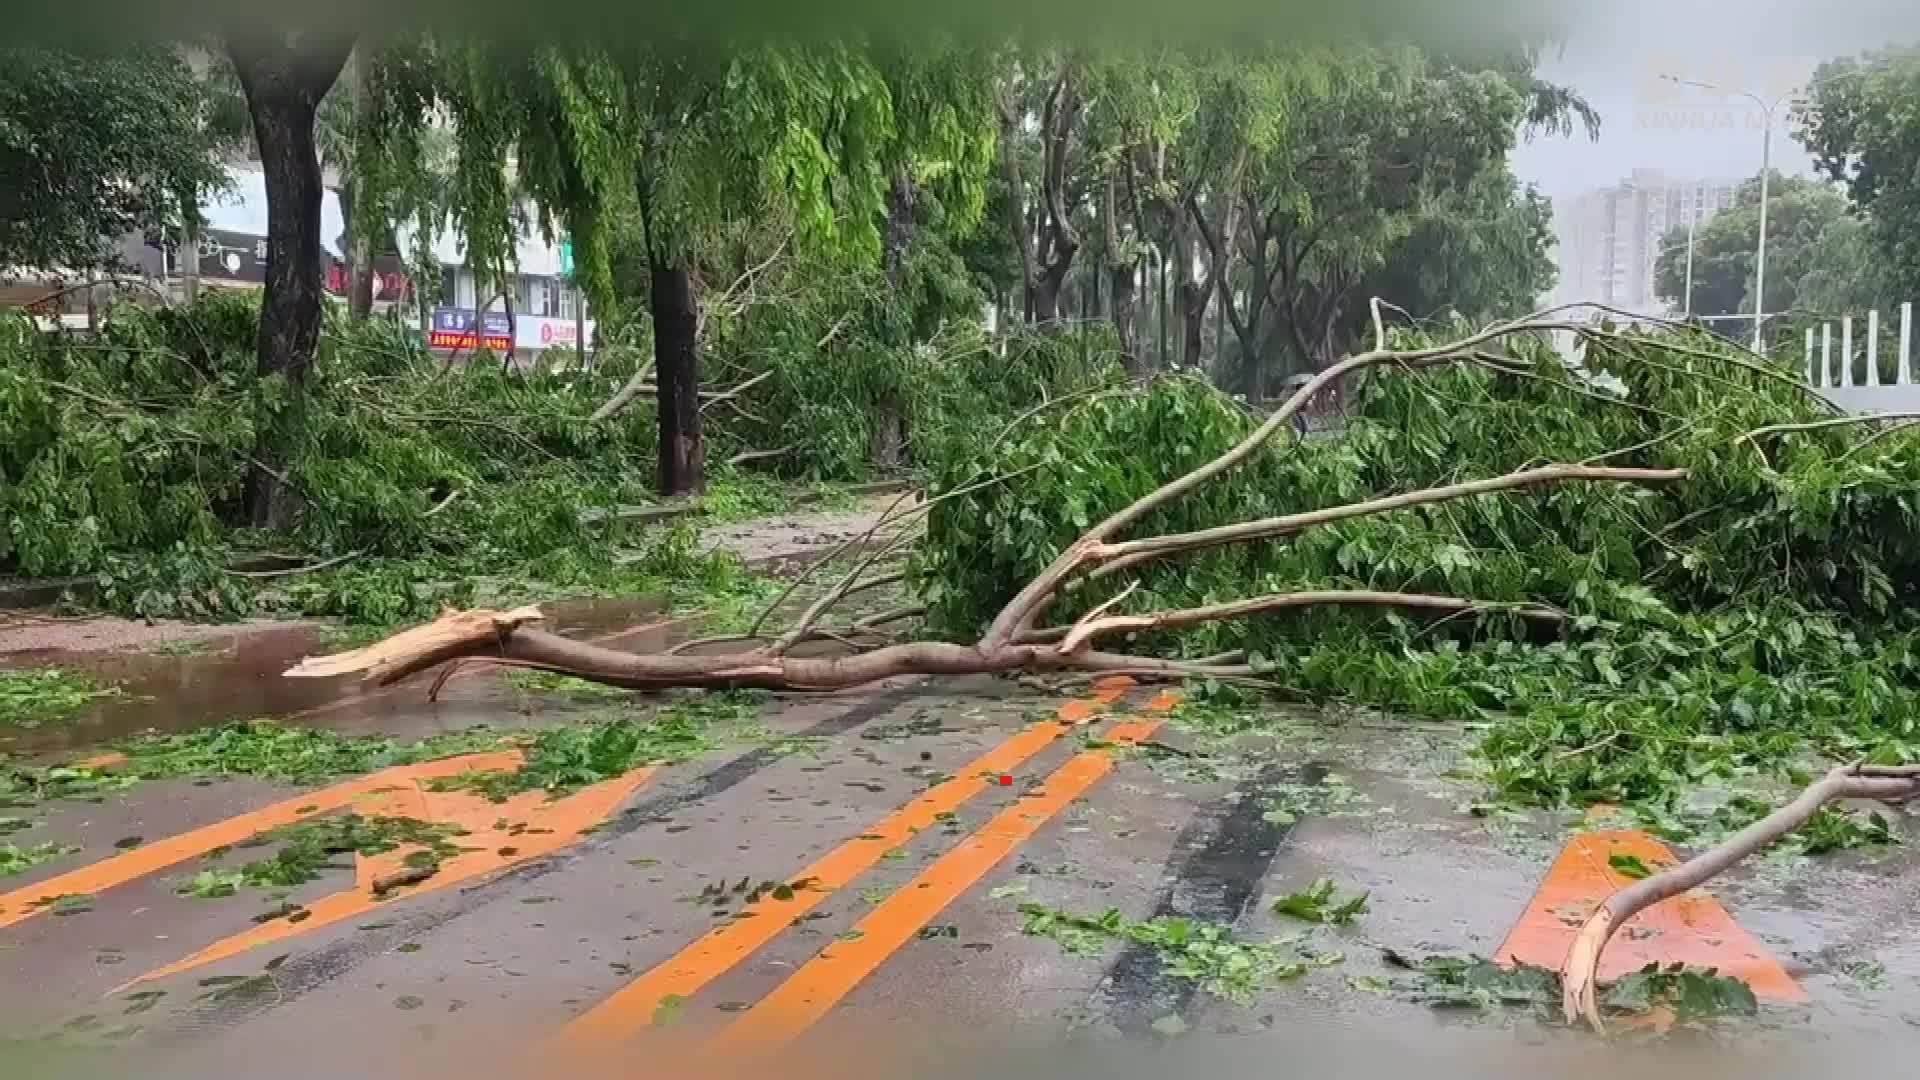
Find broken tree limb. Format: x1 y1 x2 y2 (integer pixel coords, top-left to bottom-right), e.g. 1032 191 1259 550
700 369 774 413
286 606 546 680
1560 763 1920 1031
287 313 1714 703
588 359 657 423
1053 591 1567 655
1740 412 1920 443
297 615 1242 692
979 317 1626 651
726 444 796 468
1083 465 1687 573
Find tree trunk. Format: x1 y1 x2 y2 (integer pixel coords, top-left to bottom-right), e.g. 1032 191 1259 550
228 30 352 529
652 251 703 497
1177 281 1206 371
1109 262 1139 375
181 207 201 304
872 166 914 472
1033 266 1068 325
346 49 375 320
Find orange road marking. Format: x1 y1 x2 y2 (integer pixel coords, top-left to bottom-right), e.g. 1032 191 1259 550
0 751 521 931
1495 828 1803 1001
706 713 1168 1053
120 761 656 989
556 676 1143 1050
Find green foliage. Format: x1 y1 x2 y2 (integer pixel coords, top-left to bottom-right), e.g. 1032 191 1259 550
1798 46 1920 303
435 692 762 801
0 44 227 272
85 720 506 789
1652 173 1854 320
1271 878 1369 924
0 670 125 728
0 840 78 877
181 814 467 897
1405 955 1758 1023
1016 901 1331 1004
921 324 1920 837
0 291 789 623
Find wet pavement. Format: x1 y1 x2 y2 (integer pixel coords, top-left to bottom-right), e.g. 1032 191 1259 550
4 624 1920 1075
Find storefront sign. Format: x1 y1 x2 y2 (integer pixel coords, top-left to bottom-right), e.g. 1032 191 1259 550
427 306 513 351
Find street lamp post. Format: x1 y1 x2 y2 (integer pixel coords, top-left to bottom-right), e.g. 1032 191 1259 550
1662 75 1787 352
1683 197 1697 317
1752 102 1775 352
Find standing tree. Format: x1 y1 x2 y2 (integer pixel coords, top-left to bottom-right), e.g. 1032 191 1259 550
0 44 225 275
427 38 952 496
223 23 356 527
1652 174 1849 321
1798 46 1920 303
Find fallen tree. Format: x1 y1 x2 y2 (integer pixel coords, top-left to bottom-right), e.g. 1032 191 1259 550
290 308 1692 691
295 302 1920 1024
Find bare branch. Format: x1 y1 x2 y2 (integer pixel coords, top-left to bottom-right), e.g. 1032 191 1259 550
768 529 919 656
588 359 657 423
980 315 1609 650
1740 412 1920 443
1056 591 1567 655
699 369 775 413
1562 763 1920 1031
726 444 796 469
1084 465 1686 572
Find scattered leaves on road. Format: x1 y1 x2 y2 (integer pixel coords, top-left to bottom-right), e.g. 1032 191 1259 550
1271 879 1369 925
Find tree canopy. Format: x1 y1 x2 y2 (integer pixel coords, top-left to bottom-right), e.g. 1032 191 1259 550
1797 45 1920 303
0 45 227 273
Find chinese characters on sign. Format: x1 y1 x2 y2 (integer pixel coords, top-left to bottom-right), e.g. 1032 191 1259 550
427 307 514 351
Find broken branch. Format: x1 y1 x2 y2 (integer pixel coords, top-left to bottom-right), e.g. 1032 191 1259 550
1053 590 1566 655
1560 763 1920 1031
1084 465 1685 571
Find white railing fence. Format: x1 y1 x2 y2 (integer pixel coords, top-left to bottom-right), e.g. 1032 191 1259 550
1803 302 1920 413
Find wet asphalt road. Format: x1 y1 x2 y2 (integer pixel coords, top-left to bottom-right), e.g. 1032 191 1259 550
6 622 1920 1076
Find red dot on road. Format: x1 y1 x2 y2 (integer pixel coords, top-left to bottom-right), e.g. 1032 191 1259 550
997 774 1013 786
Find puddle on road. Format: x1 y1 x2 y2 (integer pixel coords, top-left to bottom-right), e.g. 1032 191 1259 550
0 594 682 757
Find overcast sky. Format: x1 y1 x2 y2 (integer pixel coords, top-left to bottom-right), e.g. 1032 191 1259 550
1509 0 1913 200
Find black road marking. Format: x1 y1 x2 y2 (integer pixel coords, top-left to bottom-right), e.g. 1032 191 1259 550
164 684 925 1040
1083 761 1326 1038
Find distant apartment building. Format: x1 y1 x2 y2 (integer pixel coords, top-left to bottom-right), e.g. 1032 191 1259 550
1551 169 1741 316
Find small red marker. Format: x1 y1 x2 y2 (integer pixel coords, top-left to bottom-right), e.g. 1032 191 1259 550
997 774 1013 786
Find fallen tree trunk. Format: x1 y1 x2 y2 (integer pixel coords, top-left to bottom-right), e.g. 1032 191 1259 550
1559 763 1920 1031
288 307 1691 697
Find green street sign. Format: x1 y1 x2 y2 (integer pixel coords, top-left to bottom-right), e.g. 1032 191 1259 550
558 239 574 277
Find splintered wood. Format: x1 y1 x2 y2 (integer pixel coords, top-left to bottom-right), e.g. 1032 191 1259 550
285 605 546 682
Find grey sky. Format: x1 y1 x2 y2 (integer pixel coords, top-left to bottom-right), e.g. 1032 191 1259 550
1509 0 1913 200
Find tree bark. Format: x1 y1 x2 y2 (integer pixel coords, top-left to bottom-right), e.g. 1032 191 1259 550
180 206 201 304
228 28 353 529
1109 263 1139 374
652 251 703 496
346 49 376 320
872 165 914 471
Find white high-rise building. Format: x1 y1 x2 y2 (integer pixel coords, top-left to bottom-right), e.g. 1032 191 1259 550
1551 170 1741 316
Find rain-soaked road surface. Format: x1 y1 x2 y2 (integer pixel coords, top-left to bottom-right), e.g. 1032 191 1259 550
5 612 1920 1078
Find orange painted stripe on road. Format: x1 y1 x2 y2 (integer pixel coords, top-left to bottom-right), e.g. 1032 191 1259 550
0 750 522 931
1495 828 1803 1002
706 713 1168 1054
121 761 656 989
556 676 1140 1049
